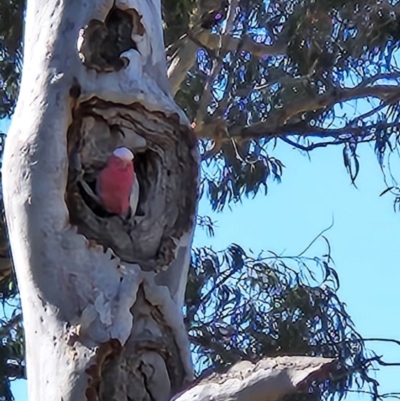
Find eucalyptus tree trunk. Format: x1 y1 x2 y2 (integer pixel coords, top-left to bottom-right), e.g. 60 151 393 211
2 0 197 400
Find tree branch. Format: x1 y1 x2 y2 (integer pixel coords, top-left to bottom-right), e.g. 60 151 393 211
193 0 241 133
168 36 200 96
167 0 224 95
168 27 286 95
195 84 400 148
171 356 336 401
238 85 400 138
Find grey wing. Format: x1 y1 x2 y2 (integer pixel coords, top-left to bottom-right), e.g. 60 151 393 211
129 175 140 216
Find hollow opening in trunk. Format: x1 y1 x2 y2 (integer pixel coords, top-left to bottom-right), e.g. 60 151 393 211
78 6 144 72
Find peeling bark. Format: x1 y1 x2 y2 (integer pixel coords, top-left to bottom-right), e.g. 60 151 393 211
2 0 197 400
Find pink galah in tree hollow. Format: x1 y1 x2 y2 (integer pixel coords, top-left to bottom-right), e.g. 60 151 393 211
96 147 139 217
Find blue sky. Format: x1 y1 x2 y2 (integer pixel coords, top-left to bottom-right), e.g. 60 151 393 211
9 133 400 400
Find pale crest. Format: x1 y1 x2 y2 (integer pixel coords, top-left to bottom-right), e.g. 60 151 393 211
113 147 134 161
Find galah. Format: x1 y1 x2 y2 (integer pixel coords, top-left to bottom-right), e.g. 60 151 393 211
96 147 139 217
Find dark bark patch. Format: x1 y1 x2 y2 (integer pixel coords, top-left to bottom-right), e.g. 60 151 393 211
69 78 81 99
128 9 145 36
85 339 123 401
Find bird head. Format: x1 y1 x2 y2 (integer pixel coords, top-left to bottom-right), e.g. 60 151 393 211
112 147 134 167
